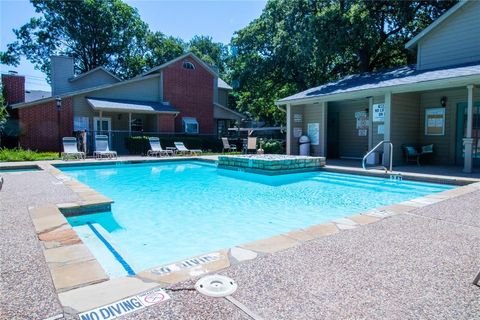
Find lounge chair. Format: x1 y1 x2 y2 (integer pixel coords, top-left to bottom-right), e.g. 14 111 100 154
62 137 86 160
174 142 202 156
222 137 237 153
0 176 3 191
402 144 434 165
147 137 173 157
94 135 117 160
244 137 257 154
474 269 480 287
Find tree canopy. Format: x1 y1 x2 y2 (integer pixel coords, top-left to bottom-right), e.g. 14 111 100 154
229 0 457 124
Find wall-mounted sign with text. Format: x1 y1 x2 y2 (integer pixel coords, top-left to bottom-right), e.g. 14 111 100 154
373 104 385 122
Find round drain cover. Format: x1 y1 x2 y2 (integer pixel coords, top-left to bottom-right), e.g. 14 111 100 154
195 275 237 297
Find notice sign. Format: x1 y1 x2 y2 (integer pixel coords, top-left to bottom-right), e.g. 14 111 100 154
293 127 302 138
293 113 303 123
355 111 368 129
78 288 170 320
425 108 445 136
307 123 320 145
373 104 385 122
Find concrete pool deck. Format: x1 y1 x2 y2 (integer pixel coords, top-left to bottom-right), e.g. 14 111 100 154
1 156 479 319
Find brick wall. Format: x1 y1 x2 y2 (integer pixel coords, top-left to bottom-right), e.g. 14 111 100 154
1 74 25 104
157 114 175 133
162 59 214 134
18 97 74 151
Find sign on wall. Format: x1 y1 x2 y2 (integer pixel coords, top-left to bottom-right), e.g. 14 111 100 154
293 113 303 123
307 123 320 145
377 124 384 135
425 107 445 136
372 104 385 122
358 129 367 137
293 127 302 138
355 111 368 130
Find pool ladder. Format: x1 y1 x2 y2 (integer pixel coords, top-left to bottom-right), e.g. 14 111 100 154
362 140 393 173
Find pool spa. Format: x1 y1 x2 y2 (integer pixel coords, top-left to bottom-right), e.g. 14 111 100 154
60 160 453 277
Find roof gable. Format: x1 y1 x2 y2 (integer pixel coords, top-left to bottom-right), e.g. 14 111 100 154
69 66 121 83
405 0 469 50
141 52 219 78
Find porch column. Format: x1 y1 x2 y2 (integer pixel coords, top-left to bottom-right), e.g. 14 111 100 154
286 103 292 155
368 97 374 150
383 92 392 167
128 113 132 136
321 101 327 157
463 84 474 173
99 111 103 134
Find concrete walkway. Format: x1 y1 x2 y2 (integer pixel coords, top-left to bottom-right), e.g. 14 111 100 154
1 163 479 319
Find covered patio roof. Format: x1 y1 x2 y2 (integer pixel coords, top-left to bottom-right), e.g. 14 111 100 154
86 97 179 114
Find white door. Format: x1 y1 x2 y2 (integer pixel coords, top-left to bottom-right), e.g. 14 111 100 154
93 117 111 132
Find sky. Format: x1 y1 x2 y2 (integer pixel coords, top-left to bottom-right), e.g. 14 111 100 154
0 0 266 91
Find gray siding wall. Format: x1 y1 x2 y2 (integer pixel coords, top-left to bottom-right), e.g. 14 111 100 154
51 56 75 96
289 105 304 155
417 1 480 70
391 93 421 165
69 69 119 92
419 87 480 165
218 89 229 108
302 103 326 156
329 99 369 158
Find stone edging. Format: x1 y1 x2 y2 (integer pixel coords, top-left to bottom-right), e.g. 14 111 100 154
26 160 480 317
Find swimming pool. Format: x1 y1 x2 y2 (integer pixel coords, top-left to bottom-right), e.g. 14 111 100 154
61 161 452 277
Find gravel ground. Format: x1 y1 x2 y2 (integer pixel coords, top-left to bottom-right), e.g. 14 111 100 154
0 171 80 320
1 169 479 319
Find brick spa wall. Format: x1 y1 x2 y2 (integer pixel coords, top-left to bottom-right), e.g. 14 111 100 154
162 59 214 134
18 97 74 151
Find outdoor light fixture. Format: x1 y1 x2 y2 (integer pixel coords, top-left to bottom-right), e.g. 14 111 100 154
441 96 447 107
56 97 62 157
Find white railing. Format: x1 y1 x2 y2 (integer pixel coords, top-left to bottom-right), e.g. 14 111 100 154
362 140 393 172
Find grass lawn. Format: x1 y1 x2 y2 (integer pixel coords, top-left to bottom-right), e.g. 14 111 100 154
0 148 59 162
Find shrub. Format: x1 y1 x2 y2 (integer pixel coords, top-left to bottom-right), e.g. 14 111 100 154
0 148 59 161
261 139 285 154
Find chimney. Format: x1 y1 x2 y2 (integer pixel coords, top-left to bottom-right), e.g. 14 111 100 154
1 72 26 104
51 55 74 96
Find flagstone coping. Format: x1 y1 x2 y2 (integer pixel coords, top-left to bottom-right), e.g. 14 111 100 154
58 277 160 313
24 162 480 315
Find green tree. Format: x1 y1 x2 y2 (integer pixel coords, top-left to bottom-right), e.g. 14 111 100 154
230 0 457 124
187 35 228 75
1 0 149 80
0 86 8 135
144 32 186 69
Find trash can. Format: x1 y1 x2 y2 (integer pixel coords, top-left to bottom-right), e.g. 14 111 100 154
299 135 311 156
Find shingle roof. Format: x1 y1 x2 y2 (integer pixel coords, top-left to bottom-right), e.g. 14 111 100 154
277 62 480 103
86 97 178 114
25 90 51 102
218 78 232 90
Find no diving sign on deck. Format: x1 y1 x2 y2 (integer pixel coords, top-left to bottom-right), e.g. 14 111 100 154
78 288 170 320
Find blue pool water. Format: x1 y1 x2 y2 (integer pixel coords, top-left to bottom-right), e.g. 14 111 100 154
61 161 452 276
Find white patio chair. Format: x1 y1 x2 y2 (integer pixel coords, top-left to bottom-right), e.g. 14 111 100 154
245 137 257 154
148 137 173 157
222 137 237 153
94 135 117 160
174 142 202 156
62 137 86 160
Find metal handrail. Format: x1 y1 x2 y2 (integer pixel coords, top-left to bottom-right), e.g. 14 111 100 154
362 140 393 172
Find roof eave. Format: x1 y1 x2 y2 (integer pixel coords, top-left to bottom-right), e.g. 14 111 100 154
276 73 480 106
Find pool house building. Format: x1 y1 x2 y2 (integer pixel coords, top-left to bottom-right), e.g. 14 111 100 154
277 0 480 173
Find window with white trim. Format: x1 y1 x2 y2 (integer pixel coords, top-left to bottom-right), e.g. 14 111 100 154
182 117 199 134
182 61 195 70
74 116 89 131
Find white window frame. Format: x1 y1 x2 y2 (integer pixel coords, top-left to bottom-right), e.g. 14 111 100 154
93 117 112 132
182 61 195 70
182 117 199 134
424 107 445 136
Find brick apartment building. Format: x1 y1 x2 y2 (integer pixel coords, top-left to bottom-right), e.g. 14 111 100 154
2 52 243 152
